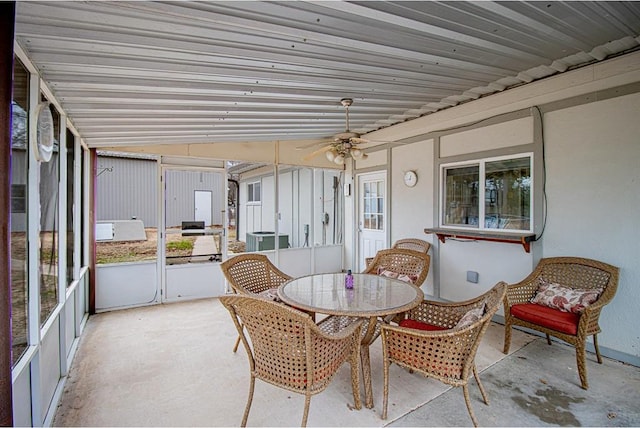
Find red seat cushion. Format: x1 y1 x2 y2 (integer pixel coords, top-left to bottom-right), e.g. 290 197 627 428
511 303 579 335
399 319 448 331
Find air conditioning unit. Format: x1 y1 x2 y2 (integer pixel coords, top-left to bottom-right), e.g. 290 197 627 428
246 231 289 252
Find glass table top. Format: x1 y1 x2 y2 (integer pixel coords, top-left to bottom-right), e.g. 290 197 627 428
278 273 424 317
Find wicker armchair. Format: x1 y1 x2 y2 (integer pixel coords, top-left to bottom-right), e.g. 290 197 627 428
393 238 432 253
365 238 431 266
220 253 292 296
381 281 507 427
221 253 297 352
365 248 430 324
324 248 431 348
363 248 430 286
219 294 363 427
503 257 619 389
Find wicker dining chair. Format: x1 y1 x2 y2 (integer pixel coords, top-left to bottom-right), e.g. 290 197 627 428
364 248 431 325
221 253 292 296
365 238 431 267
503 257 619 389
323 248 431 347
381 281 508 427
219 294 364 427
363 247 430 286
221 253 295 352
393 238 432 253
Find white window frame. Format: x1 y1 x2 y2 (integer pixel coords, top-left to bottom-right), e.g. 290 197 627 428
247 181 261 204
439 152 533 233
362 178 385 231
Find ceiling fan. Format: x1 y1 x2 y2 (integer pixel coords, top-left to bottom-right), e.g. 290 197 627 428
303 98 381 164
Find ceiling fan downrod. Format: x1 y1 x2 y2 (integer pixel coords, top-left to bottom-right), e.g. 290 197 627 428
340 98 353 132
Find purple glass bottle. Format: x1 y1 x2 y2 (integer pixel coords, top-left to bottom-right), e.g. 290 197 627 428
345 269 354 289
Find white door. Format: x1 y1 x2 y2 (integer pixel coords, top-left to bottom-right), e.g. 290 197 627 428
194 190 212 226
357 171 387 271
163 169 226 302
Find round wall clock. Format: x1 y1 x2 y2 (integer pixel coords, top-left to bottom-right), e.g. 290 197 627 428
403 170 418 187
34 102 54 162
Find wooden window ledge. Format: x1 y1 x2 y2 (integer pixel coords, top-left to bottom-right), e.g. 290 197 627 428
424 228 536 253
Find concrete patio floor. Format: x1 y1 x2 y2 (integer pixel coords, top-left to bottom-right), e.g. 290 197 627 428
53 298 640 427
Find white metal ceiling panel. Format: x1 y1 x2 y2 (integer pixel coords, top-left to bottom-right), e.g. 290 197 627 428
14 1 640 148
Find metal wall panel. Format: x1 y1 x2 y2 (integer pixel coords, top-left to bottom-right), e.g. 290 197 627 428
96 157 225 228
164 169 224 228
96 156 158 228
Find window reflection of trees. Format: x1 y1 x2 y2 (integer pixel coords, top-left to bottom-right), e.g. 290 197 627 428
443 156 531 231
39 102 60 326
11 58 29 367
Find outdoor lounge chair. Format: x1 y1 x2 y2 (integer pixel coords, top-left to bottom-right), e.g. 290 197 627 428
503 256 619 389
380 281 508 427
219 294 363 427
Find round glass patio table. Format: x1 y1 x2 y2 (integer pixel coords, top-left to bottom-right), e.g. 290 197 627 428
278 273 424 409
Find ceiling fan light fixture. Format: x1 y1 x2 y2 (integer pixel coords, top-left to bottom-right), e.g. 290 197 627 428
310 98 377 164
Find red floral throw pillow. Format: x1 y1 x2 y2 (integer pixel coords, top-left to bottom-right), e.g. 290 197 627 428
454 303 486 329
531 279 602 314
257 288 281 302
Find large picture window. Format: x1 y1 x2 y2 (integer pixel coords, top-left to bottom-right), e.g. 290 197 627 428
441 154 532 232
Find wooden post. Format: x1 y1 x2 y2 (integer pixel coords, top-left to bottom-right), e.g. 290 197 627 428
0 2 16 426
89 149 97 314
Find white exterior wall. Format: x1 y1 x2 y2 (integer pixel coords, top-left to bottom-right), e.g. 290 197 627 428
277 167 315 249
239 180 265 241
296 169 313 247
261 175 276 235
348 52 640 363
440 117 534 156
543 93 640 357
239 167 342 248
390 139 436 296
435 116 536 309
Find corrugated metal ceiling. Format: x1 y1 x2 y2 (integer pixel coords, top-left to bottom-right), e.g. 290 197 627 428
14 1 640 148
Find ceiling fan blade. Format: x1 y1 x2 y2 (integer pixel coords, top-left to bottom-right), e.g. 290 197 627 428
296 140 330 150
350 141 377 149
303 145 333 161
350 137 370 144
352 137 407 147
